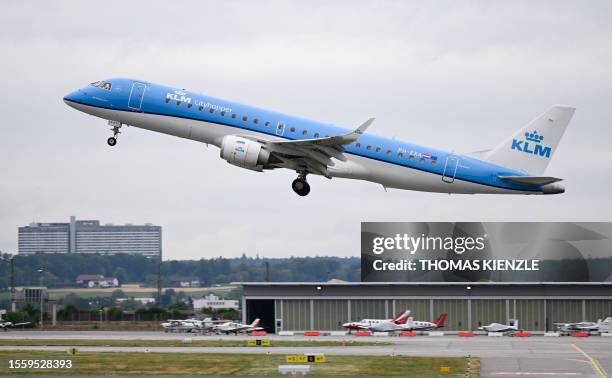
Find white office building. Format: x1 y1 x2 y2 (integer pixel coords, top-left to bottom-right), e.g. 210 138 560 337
18 216 161 257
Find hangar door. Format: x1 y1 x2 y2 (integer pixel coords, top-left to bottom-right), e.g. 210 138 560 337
586 300 612 321
245 299 275 333
433 299 468 331
394 299 430 321
514 299 545 331
471 299 507 330
313 300 348 331
547 300 582 329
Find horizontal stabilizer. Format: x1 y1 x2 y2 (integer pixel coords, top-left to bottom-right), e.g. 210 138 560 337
498 176 563 186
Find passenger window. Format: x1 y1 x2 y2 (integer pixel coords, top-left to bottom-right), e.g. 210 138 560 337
356 143 361 148
209 109 215 114
366 145 372 150
221 111 226 116
176 101 181 106
232 113 237 119
409 155 415 161
242 116 248 121
290 127 295 132
165 98 170 103
398 152 403 157
386 150 392 156
375 147 381 152
302 130 307 136
198 106 203 111
314 133 320 138
254 118 259 124
431 160 437 165
187 103 192 108
265 121 270 127
419 157 426 163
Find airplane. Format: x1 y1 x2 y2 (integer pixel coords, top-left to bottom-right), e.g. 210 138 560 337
161 318 225 333
0 313 30 331
342 308 411 333
369 313 446 333
63 78 574 197
478 319 520 335
554 317 612 335
213 318 264 335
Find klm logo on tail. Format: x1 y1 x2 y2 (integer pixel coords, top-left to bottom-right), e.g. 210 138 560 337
511 131 551 158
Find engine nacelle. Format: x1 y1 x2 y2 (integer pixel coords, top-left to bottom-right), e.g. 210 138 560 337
220 135 270 171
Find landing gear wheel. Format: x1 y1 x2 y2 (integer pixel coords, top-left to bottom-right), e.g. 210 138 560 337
292 178 311 196
107 137 117 146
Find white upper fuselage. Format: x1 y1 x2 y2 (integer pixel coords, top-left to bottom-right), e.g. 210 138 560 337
63 78 557 195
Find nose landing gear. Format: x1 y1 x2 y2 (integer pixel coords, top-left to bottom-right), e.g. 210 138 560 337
292 172 310 196
107 120 122 146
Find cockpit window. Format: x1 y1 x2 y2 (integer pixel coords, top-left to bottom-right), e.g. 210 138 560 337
90 81 112 91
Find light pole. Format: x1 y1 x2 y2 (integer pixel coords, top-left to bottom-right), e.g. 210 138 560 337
10 256 15 311
37 268 44 328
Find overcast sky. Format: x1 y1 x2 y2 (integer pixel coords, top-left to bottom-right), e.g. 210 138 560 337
1 1 611 260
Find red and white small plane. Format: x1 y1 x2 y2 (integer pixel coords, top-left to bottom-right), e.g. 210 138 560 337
370 313 447 333
213 318 264 335
342 308 411 333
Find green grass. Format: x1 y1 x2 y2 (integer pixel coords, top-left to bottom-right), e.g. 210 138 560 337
0 351 478 377
0 338 389 348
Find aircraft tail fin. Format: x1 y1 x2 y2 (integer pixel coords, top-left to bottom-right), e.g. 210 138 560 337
393 308 411 324
251 318 261 327
435 313 447 328
484 105 575 175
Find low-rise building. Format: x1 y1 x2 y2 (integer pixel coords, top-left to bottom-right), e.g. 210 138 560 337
167 276 200 288
116 297 155 305
193 294 239 311
76 274 119 288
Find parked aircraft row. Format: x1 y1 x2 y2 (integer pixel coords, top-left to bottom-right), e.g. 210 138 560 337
158 314 612 336
161 318 263 335
479 317 612 335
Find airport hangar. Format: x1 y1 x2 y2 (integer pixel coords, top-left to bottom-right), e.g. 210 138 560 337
236 282 612 333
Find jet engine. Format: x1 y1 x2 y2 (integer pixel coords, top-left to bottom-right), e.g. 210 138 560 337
220 135 270 171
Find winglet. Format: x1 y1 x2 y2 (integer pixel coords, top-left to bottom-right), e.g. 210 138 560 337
344 118 374 143
356 118 375 135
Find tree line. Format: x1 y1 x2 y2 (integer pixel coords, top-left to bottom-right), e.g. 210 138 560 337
0 253 360 289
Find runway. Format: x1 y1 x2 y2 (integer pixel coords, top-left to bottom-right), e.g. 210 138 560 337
1 331 610 377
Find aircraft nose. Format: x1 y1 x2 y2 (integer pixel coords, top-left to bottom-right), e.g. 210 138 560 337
63 89 83 105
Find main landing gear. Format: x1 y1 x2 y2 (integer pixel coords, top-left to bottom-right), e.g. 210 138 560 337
107 120 122 146
292 172 310 196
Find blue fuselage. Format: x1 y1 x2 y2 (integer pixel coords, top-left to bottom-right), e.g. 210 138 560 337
64 78 540 194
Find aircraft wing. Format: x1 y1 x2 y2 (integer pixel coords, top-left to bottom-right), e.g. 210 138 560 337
271 118 374 148
12 322 30 326
243 118 374 177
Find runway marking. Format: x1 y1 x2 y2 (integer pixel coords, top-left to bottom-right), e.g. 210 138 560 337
572 343 608 378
